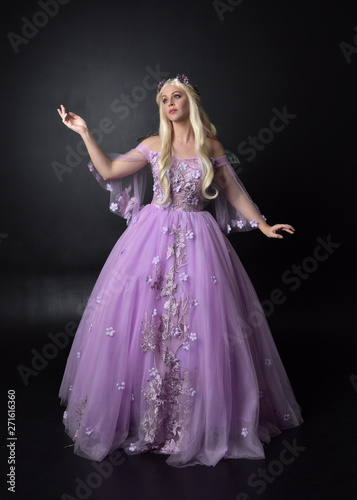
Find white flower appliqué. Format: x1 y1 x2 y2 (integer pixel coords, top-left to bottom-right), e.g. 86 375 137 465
265 358 272 367
241 427 248 438
116 382 126 390
187 388 196 397
110 202 118 212
161 226 168 234
179 272 188 281
152 256 160 265
185 230 194 239
189 332 197 341
172 326 180 337
149 367 159 377
129 443 137 452
106 327 115 337
211 276 218 284
183 341 190 351
85 427 93 436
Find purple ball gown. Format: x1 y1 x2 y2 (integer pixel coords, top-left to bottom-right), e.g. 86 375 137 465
59 141 303 467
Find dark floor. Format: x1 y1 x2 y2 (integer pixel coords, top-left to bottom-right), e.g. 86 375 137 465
2 318 356 500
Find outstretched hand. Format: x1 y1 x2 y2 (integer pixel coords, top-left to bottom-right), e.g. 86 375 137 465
57 104 88 135
261 223 295 239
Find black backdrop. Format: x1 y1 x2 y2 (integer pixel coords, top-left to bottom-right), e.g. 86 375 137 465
1 0 356 498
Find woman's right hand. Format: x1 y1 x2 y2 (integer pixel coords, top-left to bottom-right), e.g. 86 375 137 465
57 104 88 136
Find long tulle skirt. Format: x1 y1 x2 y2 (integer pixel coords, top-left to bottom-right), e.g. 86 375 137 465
59 204 303 467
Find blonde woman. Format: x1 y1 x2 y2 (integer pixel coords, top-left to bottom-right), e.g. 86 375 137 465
57 74 302 468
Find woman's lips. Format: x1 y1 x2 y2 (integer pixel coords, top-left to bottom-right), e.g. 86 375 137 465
169 109 177 114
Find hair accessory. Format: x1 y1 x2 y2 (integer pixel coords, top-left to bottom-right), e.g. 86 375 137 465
156 74 200 95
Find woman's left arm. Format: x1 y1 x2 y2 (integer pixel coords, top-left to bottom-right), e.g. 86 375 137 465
212 141 295 239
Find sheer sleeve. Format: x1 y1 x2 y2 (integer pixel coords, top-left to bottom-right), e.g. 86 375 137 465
210 154 267 235
87 147 149 226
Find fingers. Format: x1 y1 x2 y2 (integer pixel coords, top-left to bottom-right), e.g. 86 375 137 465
275 224 295 233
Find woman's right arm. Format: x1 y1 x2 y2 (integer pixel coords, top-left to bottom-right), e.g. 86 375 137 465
57 104 148 180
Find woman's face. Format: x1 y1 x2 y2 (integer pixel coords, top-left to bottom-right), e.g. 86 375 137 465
161 85 190 122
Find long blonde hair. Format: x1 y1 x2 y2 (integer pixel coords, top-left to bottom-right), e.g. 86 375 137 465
155 78 218 205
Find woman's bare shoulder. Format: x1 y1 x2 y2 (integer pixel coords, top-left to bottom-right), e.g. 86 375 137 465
205 137 226 158
141 135 161 152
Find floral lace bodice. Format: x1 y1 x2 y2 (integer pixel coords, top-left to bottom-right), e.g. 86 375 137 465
136 142 226 213
88 142 265 234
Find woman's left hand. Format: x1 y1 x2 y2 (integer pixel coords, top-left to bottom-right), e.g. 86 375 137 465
260 223 295 239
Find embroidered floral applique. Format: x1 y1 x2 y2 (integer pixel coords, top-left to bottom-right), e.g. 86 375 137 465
106 327 115 337
116 382 125 390
139 223 197 451
149 367 159 377
151 156 205 212
241 427 248 438
74 397 87 439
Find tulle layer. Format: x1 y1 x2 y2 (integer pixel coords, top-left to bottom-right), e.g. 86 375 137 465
59 204 302 467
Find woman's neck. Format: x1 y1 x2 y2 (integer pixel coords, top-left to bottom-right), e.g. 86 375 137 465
171 120 195 145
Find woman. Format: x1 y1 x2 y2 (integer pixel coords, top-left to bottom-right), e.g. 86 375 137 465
57 74 303 468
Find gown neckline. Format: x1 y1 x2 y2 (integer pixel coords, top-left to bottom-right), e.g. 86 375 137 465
150 150 226 162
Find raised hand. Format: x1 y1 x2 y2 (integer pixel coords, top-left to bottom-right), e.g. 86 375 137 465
261 223 295 239
57 104 88 135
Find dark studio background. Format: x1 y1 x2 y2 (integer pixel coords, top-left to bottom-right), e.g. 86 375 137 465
1 1 356 499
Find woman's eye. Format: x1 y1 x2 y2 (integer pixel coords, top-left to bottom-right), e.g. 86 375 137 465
174 94 180 98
